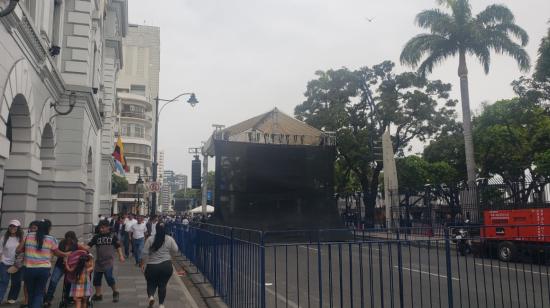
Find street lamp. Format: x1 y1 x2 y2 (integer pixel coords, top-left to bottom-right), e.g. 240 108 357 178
136 174 144 215
0 0 18 17
151 92 198 216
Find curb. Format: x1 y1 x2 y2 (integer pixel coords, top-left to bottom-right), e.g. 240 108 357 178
171 263 200 308
173 255 228 308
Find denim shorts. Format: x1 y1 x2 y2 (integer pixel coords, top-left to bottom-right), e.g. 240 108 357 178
93 267 115 287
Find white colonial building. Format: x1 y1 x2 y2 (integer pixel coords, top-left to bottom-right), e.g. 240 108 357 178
0 0 128 238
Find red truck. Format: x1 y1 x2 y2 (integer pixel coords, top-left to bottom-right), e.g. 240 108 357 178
480 209 550 262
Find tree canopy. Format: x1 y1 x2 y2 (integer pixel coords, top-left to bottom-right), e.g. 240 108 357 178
295 61 457 223
400 0 530 76
535 24 550 82
111 174 128 195
474 98 550 184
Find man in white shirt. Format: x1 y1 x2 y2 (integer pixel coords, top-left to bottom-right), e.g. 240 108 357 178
122 214 136 258
129 216 147 265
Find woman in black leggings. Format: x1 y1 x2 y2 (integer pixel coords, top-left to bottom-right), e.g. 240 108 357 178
140 223 179 308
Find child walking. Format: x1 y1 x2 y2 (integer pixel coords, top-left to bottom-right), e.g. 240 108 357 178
66 253 94 308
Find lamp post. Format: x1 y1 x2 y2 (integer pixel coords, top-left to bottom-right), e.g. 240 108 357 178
151 93 198 216
136 174 144 215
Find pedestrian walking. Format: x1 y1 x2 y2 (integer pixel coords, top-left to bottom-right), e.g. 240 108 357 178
18 221 69 308
0 219 24 304
88 220 124 302
130 216 146 265
140 223 178 308
146 216 158 239
122 214 136 258
18 220 41 308
44 231 84 306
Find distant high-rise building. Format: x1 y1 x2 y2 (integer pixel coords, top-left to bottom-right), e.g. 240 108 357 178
158 150 165 184
115 24 160 215
160 183 171 213
174 174 188 191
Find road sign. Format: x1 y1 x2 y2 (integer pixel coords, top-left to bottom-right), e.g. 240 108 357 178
147 182 161 192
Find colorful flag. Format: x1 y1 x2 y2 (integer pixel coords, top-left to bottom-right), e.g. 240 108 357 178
112 136 129 174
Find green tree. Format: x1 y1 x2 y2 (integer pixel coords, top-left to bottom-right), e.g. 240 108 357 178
474 98 550 185
396 156 430 194
111 173 128 194
400 0 530 186
295 61 456 224
173 188 201 200
423 124 467 183
535 24 550 82
513 25 550 107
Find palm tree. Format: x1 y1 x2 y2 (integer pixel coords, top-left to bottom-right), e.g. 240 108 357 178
400 0 530 186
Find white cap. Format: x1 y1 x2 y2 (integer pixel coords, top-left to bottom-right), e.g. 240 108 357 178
8 219 21 227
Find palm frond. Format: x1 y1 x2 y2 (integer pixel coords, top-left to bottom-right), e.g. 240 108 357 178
486 33 531 72
476 4 514 25
416 9 454 35
447 0 472 25
416 44 456 76
467 43 491 73
489 23 529 46
400 34 453 67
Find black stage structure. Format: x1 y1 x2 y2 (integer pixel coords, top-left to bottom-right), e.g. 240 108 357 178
204 108 344 232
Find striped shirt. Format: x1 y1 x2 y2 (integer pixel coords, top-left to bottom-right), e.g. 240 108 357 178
24 233 58 268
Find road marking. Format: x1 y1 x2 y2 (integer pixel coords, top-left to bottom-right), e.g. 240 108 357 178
265 284 301 308
395 266 460 281
475 263 550 276
298 245 381 252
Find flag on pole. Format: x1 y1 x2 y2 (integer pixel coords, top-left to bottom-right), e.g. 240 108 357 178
112 136 129 174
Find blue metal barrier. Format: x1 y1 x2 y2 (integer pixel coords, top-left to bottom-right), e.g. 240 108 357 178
170 223 265 307
170 223 550 308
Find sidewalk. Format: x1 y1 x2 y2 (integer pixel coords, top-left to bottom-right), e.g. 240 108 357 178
1 258 200 308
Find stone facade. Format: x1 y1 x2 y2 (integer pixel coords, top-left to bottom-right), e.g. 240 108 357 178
0 0 128 238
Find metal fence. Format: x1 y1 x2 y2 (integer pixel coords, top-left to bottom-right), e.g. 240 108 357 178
171 223 550 308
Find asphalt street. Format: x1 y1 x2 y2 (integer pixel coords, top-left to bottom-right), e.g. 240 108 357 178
263 240 550 308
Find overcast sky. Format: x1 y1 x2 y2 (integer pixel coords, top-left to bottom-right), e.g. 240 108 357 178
128 0 550 177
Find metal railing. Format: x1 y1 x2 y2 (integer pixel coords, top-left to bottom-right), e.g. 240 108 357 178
171 223 550 308
120 111 153 121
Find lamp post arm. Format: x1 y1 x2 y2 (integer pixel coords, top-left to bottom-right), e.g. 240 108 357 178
151 92 194 216
157 93 194 117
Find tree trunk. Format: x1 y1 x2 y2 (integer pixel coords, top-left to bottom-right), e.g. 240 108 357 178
458 50 477 186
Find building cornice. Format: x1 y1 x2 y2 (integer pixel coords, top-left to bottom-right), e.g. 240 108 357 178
1 5 67 99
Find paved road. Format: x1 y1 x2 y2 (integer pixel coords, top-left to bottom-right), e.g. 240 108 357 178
262 240 550 308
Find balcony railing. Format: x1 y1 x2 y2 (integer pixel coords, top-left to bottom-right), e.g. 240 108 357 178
121 133 152 140
125 152 152 160
120 112 152 121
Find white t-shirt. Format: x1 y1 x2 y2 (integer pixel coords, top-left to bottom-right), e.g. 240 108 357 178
182 218 189 225
124 218 137 232
150 222 157 237
131 222 147 239
0 236 20 265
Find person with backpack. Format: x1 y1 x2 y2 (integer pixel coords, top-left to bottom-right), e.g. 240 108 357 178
140 223 178 308
87 220 125 302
